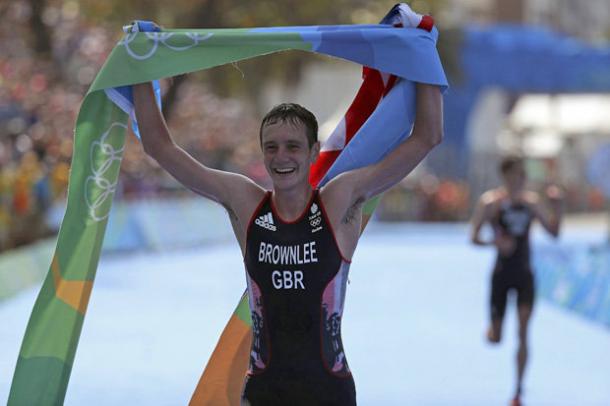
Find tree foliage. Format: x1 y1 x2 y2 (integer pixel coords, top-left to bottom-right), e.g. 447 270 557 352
33 0 454 114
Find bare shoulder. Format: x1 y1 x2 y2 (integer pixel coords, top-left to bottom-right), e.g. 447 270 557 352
219 174 267 249
319 173 349 203
319 172 363 218
223 173 267 219
480 188 503 207
474 189 505 220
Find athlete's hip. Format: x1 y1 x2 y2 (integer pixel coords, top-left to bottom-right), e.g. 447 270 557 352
493 259 532 275
242 366 356 406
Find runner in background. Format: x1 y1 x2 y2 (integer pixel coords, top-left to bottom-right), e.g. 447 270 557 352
470 156 563 406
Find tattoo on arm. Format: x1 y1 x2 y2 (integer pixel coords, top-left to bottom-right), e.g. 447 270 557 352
343 197 365 224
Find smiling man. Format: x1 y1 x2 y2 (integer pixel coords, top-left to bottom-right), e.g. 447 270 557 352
133 77 442 404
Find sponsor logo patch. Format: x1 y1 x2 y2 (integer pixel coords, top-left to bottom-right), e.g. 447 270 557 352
309 204 323 233
255 212 277 231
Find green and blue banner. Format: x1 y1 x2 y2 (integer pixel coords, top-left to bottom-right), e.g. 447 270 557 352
9 4 446 405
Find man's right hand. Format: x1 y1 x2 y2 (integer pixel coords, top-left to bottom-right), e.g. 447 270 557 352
494 233 516 257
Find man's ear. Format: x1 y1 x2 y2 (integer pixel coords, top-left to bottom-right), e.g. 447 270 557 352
310 141 320 164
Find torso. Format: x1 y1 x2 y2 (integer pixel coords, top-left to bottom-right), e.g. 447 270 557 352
241 190 356 405
493 197 533 270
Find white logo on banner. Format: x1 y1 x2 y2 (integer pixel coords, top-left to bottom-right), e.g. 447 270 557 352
119 32 214 60
85 122 126 222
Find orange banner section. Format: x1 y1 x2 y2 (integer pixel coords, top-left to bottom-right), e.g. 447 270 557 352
51 255 93 315
189 313 252 406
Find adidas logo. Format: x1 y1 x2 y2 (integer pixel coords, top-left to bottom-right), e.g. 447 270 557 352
255 212 277 231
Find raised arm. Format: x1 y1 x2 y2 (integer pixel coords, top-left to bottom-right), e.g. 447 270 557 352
529 186 563 238
357 83 441 198
322 83 442 217
132 83 264 239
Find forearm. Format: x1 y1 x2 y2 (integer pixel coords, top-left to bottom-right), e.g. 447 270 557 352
472 235 493 246
546 202 562 237
538 185 563 237
531 192 562 237
375 83 443 191
469 199 494 247
354 83 443 199
132 82 175 157
471 227 496 246
131 84 257 208
131 83 209 196
410 82 443 149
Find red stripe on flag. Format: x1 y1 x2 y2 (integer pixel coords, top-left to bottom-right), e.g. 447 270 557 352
309 68 394 188
308 12 433 188
310 150 341 187
344 69 385 142
418 15 434 32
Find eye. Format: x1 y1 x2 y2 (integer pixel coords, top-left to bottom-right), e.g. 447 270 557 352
264 144 277 152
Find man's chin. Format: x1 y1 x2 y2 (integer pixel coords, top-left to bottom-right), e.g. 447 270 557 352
271 175 306 190
272 179 296 190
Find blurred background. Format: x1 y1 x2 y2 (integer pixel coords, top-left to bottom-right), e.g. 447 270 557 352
1 0 609 404
1 0 609 250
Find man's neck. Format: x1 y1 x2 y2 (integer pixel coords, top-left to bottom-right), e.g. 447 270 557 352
272 185 313 221
502 186 523 200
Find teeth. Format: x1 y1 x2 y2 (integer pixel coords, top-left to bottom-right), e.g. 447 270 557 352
275 168 295 174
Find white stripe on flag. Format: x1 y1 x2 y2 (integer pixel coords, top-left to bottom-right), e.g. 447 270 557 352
381 72 391 87
321 117 347 152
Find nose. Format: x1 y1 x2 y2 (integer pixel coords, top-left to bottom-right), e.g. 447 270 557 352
274 145 291 161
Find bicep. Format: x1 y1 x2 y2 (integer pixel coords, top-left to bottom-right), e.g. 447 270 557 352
341 85 442 202
320 171 364 223
322 131 433 217
153 143 259 206
354 135 434 201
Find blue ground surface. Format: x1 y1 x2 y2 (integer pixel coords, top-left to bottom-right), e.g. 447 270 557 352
1 223 609 405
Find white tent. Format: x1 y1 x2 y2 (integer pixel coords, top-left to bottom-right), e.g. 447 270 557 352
510 94 610 134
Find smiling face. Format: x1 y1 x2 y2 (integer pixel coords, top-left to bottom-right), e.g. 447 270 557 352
260 120 320 192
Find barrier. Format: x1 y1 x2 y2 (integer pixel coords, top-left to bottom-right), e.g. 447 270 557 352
0 198 233 301
0 239 56 301
3 203 609 330
102 198 233 251
534 243 610 327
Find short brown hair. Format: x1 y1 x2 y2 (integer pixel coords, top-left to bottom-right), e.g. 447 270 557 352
259 103 318 148
499 155 524 175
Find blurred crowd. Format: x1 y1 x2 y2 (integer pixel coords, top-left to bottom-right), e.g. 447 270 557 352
1 2 605 252
119 81 266 200
1 2 86 250
0 1 268 251
377 175 471 222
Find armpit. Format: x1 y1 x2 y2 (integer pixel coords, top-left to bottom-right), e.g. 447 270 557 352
342 197 365 224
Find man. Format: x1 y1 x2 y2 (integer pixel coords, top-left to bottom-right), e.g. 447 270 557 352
133 78 442 404
470 156 563 406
